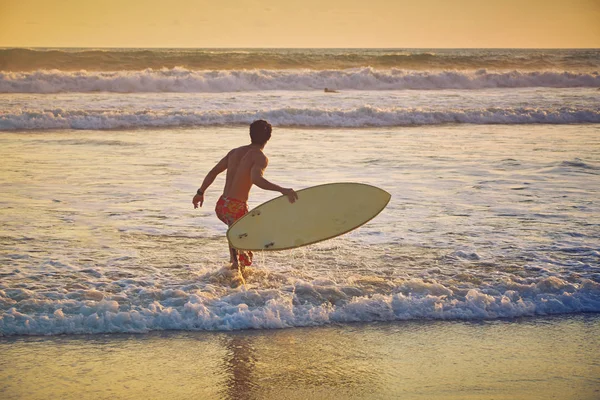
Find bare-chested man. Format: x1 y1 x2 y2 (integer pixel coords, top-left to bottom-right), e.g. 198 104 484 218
192 120 298 271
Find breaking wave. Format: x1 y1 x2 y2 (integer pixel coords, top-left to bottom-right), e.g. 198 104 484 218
2 68 600 93
1 273 599 336
2 106 599 130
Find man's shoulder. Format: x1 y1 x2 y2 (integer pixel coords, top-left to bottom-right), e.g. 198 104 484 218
229 145 246 154
248 149 267 166
254 149 267 162
242 146 266 159
229 146 266 162
228 146 250 159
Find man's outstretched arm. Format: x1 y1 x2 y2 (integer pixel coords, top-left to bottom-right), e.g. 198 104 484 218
251 156 298 203
193 154 229 208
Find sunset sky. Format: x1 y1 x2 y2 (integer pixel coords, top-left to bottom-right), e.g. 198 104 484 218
1 0 599 48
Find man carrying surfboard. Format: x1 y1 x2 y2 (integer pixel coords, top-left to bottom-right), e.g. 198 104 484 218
192 120 298 271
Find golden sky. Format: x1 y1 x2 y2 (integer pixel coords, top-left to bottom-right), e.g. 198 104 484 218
1 0 599 48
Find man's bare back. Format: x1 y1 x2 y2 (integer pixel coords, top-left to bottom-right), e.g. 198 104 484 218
224 145 267 202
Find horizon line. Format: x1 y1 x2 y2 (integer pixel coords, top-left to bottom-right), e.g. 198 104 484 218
2 46 600 50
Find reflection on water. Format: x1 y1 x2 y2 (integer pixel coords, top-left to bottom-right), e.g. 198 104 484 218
222 334 257 400
220 327 380 400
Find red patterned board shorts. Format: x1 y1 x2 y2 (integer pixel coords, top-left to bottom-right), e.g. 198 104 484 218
215 195 253 266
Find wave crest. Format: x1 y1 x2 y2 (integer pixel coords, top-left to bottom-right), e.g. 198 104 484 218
1 276 599 336
2 68 600 93
2 106 599 130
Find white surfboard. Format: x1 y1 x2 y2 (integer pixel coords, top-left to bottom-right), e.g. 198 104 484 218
226 182 391 251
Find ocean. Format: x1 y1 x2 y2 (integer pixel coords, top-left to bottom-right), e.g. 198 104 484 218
0 48 599 338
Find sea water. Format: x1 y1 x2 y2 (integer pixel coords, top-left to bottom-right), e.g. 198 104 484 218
0 48 599 336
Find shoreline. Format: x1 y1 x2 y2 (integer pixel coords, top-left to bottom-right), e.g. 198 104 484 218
2 314 599 399
1 311 599 339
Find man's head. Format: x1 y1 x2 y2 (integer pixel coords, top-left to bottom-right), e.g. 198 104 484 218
250 120 272 147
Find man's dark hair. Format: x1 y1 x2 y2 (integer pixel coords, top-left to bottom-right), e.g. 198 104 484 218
250 120 272 145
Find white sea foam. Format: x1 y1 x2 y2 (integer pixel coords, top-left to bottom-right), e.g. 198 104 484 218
2 68 600 93
2 106 599 130
1 275 599 336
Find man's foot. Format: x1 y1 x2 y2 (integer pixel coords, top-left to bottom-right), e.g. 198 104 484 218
229 261 246 278
230 262 245 274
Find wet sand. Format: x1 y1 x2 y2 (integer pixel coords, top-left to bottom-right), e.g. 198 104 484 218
1 314 599 399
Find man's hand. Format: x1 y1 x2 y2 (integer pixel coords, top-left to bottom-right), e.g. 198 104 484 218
281 188 298 203
192 193 204 209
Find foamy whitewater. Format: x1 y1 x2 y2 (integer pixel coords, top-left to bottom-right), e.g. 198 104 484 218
1 48 599 336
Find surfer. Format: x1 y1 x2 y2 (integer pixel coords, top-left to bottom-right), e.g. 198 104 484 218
192 120 298 271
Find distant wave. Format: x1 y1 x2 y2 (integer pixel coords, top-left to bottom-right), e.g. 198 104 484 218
2 68 600 93
2 48 599 72
2 106 599 130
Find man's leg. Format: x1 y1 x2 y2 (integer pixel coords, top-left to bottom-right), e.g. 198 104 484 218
215 196 239 269
229 246 239 269
216 197 250 272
